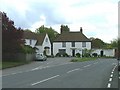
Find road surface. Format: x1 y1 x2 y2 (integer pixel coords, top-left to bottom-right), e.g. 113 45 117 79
1 57 119 88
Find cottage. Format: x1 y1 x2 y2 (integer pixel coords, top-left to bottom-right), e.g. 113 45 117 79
53 27 91 57
23 31 51 56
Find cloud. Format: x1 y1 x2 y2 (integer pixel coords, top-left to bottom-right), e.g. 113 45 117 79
0 0 119 43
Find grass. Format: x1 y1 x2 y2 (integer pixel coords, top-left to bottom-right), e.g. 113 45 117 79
1 61 30 69
71 57 98 62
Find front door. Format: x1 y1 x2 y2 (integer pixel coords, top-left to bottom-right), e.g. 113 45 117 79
100 50 104 57
72 49 75 57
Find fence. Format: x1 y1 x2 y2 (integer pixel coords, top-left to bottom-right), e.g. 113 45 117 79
2 53 36 62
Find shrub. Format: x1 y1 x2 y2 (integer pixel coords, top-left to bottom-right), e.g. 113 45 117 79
55 53 61 57
63 53 69 57
92 53 98 57
76 53 81 57
83 53 90 57
21 45 36 54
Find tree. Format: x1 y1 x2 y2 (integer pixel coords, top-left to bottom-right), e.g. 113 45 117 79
60 24 70 33
90 37 106 49
2 12 24 53
36 25 59 42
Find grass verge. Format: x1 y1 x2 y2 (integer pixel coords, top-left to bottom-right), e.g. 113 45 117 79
1 61 30 69
71 57 98 62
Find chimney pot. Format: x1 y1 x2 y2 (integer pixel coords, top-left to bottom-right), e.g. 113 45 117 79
80 27 83 33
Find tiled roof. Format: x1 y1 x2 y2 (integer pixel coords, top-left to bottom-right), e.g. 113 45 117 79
23 30 46 45
54 32 91 42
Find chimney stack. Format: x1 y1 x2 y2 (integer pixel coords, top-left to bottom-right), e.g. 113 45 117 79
80 27 83 33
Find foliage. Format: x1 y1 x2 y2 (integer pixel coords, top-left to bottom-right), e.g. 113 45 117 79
21 45 36 54
55 53 69 57
76 53 81 57
55 53 61 57
63 53 69 57
90 37 106 49
92 53 98 57
82 49 92 57
36 25 59 42
71 57 97 62
2 12 24 53
60 24 70 33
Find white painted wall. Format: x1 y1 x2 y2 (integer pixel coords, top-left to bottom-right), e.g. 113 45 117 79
91 49 115 57
25 39 37 48
53 42 91 56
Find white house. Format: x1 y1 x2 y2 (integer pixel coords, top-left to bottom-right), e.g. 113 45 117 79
53 27 91 57
23 31 51 56
91 49 116 57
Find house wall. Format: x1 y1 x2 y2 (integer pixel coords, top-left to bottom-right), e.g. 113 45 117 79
42 34 51 56
91 49 115 57
35 34 51 56
53 42 91 56
25 39 37 48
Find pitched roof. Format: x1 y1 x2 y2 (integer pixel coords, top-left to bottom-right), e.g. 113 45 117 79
23 30 46 45
54 32 91 42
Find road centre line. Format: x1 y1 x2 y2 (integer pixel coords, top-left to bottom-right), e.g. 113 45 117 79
67 68 81 73
109 78 112 82
107 83 111 88
110 74 113 78
2 62 74 77
31 75 60 86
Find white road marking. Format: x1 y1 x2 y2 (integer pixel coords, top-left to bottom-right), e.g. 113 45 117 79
111 72 113 74
31 75 60 86
109 78 112 82
112 63 116 65
67 68 81 73
110 74 113 78
107 83 111 88
84 64 91 68
31 68 39 71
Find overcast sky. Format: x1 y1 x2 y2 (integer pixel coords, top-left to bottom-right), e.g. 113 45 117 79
0 0 119 43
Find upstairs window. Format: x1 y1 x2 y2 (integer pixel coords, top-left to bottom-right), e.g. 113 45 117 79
72 42 75 47
62 42 66 47
46 38 48 42
82 42 86 47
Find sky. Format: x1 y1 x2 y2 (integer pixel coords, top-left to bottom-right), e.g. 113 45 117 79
0 0 119 43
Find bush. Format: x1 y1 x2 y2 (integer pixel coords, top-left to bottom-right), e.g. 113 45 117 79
83 53 90 57
92 53 98 57
55 53 61 57
63 53 69 57
21 45 36 54
55 53 69 57
76 53 81 57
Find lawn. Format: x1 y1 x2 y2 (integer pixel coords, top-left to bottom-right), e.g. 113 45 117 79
71 57 98 62
1 61 30 69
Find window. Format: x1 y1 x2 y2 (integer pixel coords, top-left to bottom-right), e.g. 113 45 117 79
82 42 86 47
72 42 75 47
62 42 66 47
46 38 48 42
